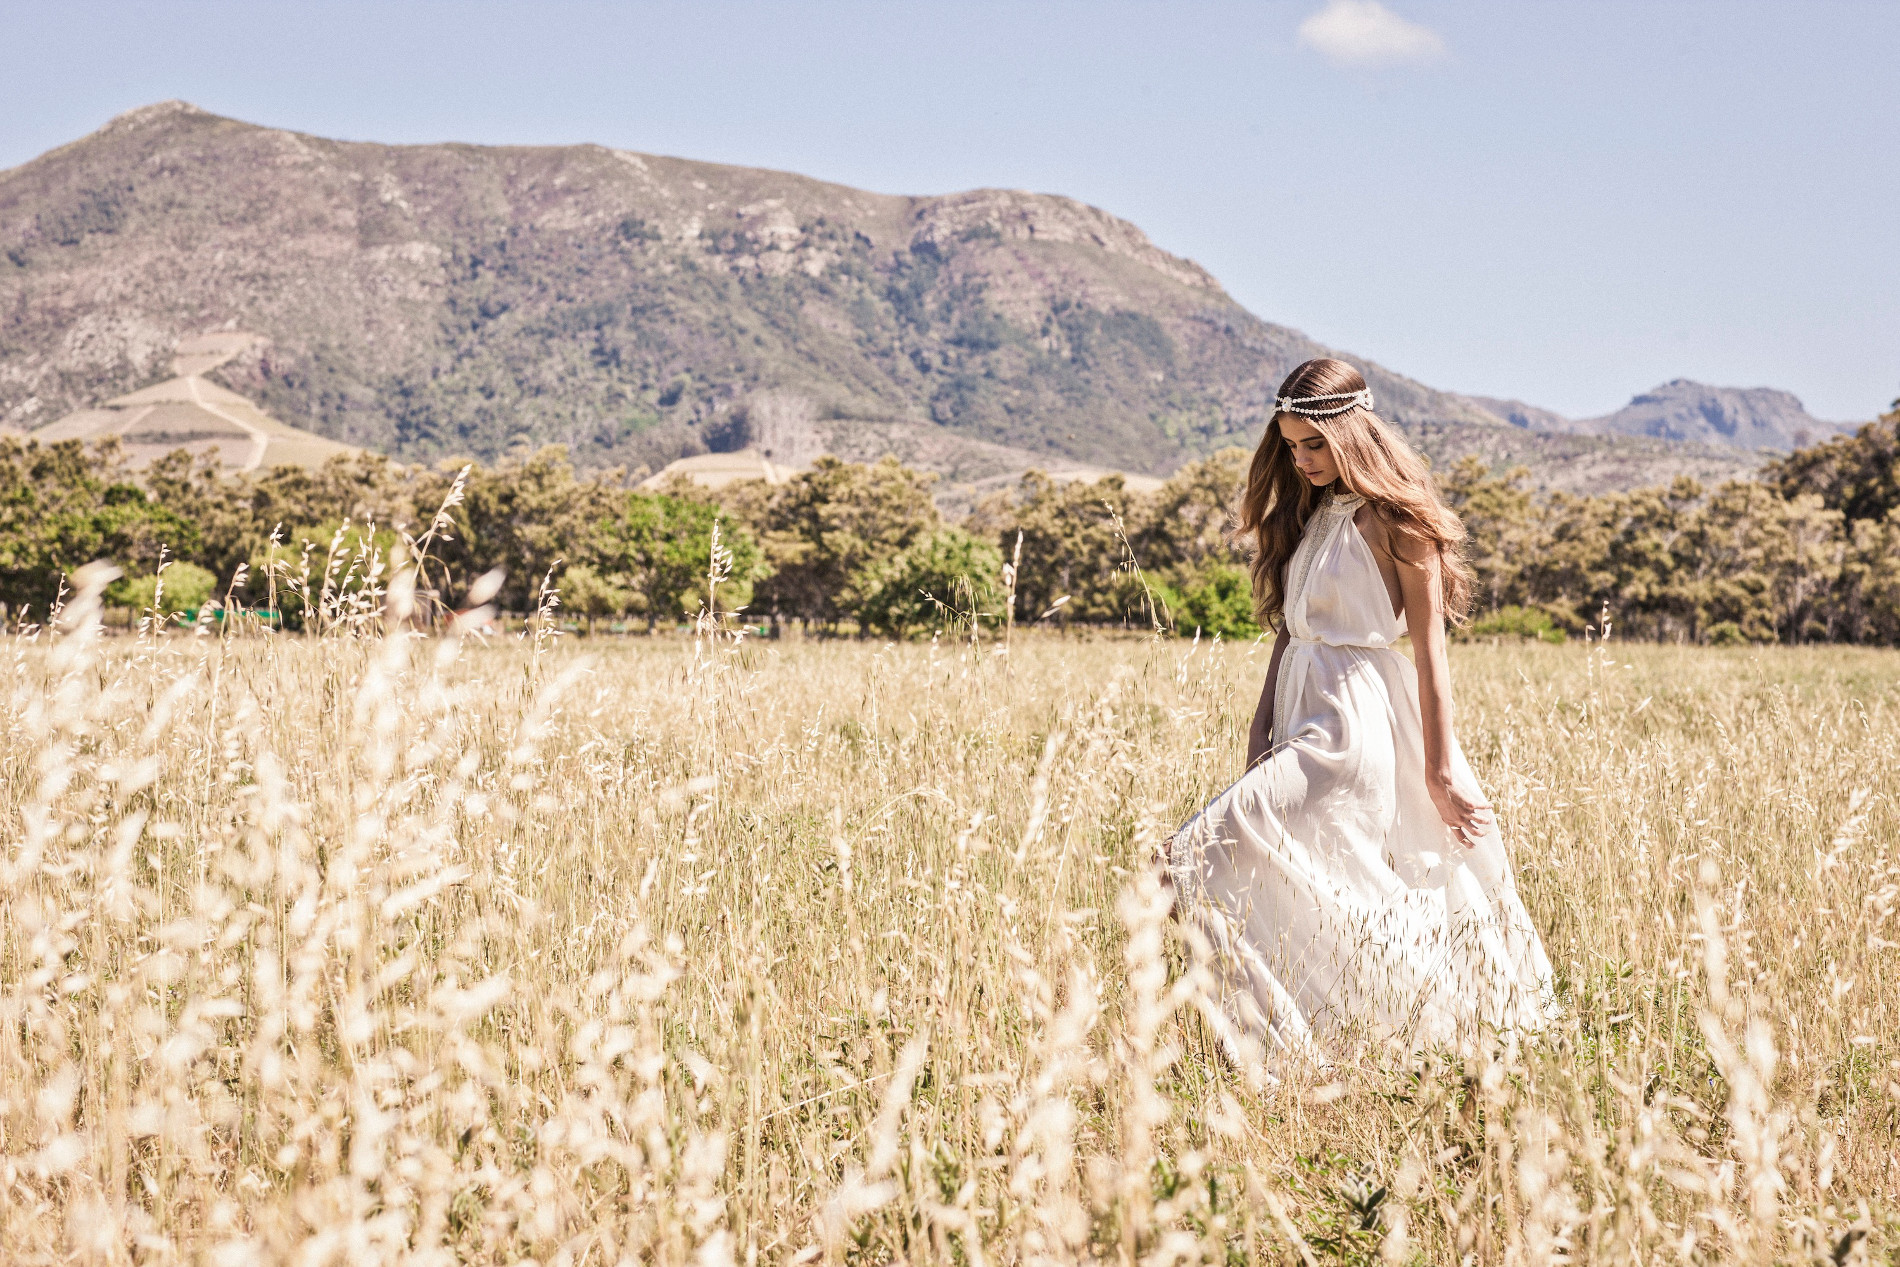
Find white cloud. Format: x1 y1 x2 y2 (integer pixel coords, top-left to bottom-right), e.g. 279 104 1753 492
1297 0 1446 69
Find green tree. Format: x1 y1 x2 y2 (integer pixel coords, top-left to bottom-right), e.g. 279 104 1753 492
1135 448 1247 572
1675 482 1842 643
1833 507 1900 645
853 527 1004 638
558 563 631 634
245 452 436 542
1438 458 1541 615
1593 480 1702 641
746 456 941 631
141 450 260 586
0 437 199 617
590 491 763 629
437 448 621 611
1763 405 1900 524
1513 482 1703 639
967 471 1150 627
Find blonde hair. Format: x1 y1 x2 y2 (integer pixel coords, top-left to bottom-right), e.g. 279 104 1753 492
1238 358 1473 629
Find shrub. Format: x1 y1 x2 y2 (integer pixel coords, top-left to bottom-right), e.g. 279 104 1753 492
1155 562 1261 640
590 493 763 629
559 563 631 633
1465 604 1568 643
853 527 1004 637
108 561 219 618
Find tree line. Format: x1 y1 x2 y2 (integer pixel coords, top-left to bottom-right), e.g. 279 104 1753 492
2 401 1897 643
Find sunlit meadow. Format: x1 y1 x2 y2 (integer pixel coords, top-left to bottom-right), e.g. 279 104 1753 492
3 572 1896 1264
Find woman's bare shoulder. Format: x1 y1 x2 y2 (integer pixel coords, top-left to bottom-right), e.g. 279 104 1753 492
1355 501 1432 562
1353 501 1389 550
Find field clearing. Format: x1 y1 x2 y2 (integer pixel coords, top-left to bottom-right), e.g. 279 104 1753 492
3 600 1898 1264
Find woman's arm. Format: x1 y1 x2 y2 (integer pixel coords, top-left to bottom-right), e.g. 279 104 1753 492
1246 628 1290 769
1388 521 1494 847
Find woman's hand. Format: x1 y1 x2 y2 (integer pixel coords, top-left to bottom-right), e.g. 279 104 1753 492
1428 773 1493 848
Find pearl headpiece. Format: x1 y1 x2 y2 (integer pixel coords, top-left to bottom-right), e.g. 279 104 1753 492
1274 388 1374 418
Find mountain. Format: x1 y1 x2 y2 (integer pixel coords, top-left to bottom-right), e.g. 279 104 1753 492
1578 380 1848 451
1414 414 1764 493
1470 381 1849 454
0 101 1502 481
1466 395 1571 433
0 102 1777 498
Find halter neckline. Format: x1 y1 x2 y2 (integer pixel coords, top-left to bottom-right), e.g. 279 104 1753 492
1327 489 1366 512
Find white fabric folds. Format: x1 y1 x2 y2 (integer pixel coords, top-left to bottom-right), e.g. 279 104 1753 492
1167 491 1554 1067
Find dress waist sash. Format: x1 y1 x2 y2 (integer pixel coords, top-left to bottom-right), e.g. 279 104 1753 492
1274 633 1396 739
1286 633 1392 651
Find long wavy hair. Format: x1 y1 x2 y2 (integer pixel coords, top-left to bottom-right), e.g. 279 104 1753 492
1239 358 1473 630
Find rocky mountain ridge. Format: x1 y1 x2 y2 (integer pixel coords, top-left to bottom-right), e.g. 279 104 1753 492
1471 380 1848 453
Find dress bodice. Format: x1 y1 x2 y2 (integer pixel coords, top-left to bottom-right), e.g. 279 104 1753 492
1283 491 1406 649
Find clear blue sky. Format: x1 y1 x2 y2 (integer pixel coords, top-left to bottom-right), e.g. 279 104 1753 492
3 0 1895 421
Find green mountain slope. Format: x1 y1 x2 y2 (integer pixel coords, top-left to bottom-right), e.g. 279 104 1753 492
0 101 1522 476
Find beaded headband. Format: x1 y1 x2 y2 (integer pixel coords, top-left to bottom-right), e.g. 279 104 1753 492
1274 387 1374 418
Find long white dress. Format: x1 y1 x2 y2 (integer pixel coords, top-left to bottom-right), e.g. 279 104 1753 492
1167 490 1553 1065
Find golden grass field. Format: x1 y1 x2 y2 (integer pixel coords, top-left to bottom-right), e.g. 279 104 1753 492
3 586 1897 1264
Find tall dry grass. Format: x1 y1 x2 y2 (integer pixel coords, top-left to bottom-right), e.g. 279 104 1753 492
2 573 1896 1263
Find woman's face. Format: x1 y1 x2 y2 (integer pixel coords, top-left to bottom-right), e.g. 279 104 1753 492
1277 414 1340 487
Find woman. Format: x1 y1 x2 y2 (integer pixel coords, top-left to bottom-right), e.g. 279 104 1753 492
1168 358 1553 1067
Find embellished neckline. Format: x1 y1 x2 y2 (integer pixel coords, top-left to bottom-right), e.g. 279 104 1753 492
1325 489 1366 513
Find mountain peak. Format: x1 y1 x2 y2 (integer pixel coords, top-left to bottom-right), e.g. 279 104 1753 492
1595 379 1842 451
1470 379 1850 454
100 99 213 134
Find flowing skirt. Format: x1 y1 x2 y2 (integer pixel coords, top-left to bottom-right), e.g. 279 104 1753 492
1167 640 1553 1066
